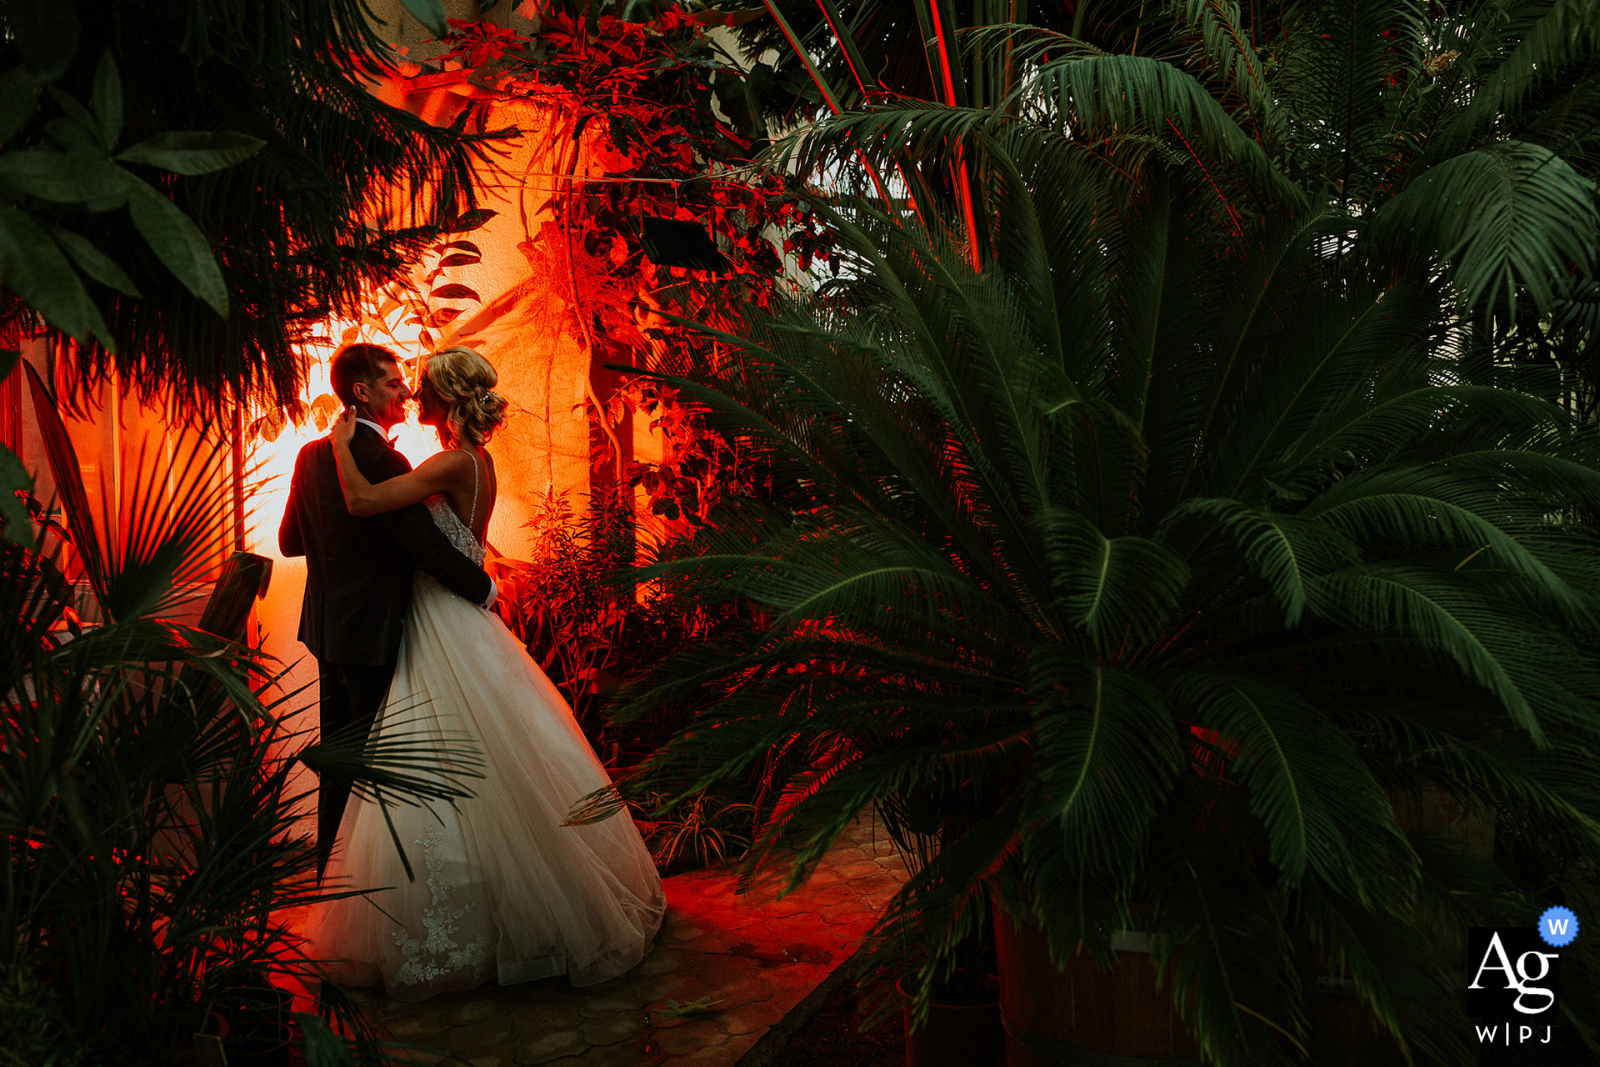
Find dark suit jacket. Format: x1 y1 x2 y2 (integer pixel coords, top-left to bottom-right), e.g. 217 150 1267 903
279 423 491 666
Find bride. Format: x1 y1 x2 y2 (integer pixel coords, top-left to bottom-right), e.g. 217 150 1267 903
305 345 664 1001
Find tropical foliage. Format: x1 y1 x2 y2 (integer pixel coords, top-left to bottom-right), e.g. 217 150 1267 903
0 375 488 1064
0 0 503 417
760 0 1599 358
603 93 1600 1067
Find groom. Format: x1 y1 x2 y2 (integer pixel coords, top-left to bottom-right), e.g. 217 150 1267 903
279 343 497 878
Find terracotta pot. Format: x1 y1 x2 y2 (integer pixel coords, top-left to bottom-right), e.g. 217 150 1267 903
994 911 1201 1066
171 1010 229 1067
899 972 1003 1067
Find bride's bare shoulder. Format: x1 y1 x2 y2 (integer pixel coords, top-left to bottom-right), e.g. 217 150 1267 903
414 448 477 486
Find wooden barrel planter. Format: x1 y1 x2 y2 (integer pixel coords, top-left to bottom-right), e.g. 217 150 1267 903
899 972 1004 1067
1298 782 1489 1066
994 911 1201 1066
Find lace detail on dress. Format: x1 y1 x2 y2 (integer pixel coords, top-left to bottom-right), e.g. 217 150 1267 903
423 449 484 565
389 826 493 987
425 496 484 566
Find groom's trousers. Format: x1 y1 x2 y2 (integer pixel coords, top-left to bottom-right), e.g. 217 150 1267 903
316 661 394 880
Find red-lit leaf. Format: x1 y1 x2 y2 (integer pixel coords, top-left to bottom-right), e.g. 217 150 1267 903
442 209 496 233
440 240 481 255
431 283 480 301
251 408 285 443
438 253 481 267
310 393 341 432
427 307 465 328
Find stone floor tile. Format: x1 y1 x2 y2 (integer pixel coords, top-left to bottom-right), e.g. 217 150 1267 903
368 994 429 1020
636 948 685 977
659 922 706 946
651 1018 729 1057
575 995 640 1020
383 1009 447 1039
807 882 873 907
662 1042 735 1065
513 1027 588 1065
797 868 843 889
648 969 712 1006
580 1009 650 1046
441 998 505 1026
721 1032 762 1062
518 981 571 1003
714 1000 785 1036
858 885 903 908
442 1015 516 1054
817 897 874 917
327 812 910 1067
684 949 763 982
833 859 890 881
591 972 679 1005
509 998 585 1033
384 1045 456 1067
703 911 765 934
584 1041 666 1067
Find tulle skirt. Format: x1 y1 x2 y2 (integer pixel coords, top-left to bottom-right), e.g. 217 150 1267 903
306 574 665 1001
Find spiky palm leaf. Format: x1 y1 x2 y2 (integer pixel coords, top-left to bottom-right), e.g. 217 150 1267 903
767 0 1600 333
608 123 1600 1063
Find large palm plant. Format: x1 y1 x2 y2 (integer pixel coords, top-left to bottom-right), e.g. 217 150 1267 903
756 0 1598 344
603 121 1600 1063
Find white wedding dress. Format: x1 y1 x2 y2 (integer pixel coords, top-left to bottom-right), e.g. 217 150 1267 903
307 488 665 1002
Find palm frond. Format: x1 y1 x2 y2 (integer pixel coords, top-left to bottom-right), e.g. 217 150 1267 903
1372 140 1598 318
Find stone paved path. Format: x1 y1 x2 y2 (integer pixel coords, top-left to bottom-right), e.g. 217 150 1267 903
354 813 907 1066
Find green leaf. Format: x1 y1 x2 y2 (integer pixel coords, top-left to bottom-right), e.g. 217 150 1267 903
654 995 715 1017
0 204 113 347
45 87 103 148
396 0 450 36
124 179 228 317
0 150 129 203
1172 670 1400 893
50 227 140 296
0 442 35 551
1040 507 1188 648
115 130 265 176
42 115 102 156
0 67 41 147
7 0 79 81
1374 142 1599 317
1169 499 1358 626
91 53 122 151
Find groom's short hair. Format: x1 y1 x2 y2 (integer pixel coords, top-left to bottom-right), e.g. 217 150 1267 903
331 343 398 405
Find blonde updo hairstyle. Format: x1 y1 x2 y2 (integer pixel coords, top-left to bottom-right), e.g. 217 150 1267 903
422 346 508 446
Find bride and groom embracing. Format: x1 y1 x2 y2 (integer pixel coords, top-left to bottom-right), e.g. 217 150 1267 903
280 342 664 1002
